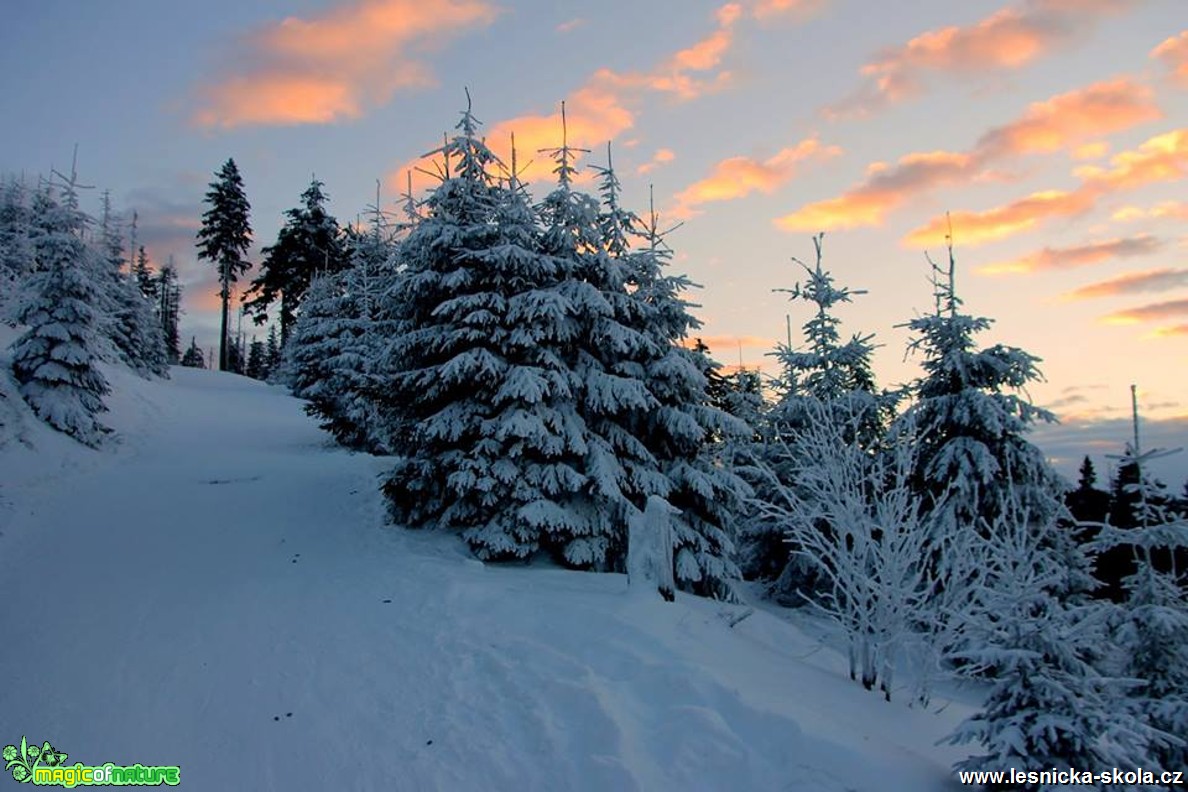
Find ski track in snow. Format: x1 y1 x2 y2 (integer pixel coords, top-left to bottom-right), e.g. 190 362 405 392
0 363 971 791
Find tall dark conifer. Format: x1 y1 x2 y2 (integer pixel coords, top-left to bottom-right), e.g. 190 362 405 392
244 177 344 346
196 158 252 372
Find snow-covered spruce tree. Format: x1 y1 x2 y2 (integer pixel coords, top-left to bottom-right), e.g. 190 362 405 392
8 180 110 446
378 100 591 560
896 241 1064 534
1090 415 1188 773
621 189 746 598
896 242 1092 649
946 495 1167 782
244 177 345 346
1 177 38 316
285 248 386 453
318 208 397 452
532 131 641 569
96 191 168 377
743 234 892 591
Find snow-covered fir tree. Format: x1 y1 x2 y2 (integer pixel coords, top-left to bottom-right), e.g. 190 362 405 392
742 234 891 591
96 191 168 377
617 188 745 598
895 242 1091 655
379 101 594 561
1090 403 1188 773
8 179 110 446
896 241 1063 533
946 495 1169 780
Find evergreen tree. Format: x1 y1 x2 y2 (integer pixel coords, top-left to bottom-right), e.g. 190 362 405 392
244 177 344 346
896 242 1062 532
155 260 182 364
743 234 890 590
8 180 109 446
265 325 281 377
180 337 205 368
97 192 167 377
133 246 156 301
0 176 36 284
379 101 592 560
196 158 252 371
620 191 745 598
1092 400 1188 772
946 501 1160 779
245 336 266 380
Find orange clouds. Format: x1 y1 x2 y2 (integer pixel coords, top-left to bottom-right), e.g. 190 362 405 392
1102 298 1188 325
826 0 1137 117
779 77 1158 235
676 138 840 217
1076 129 1188 190
1111 201 1188 222
637 148 676 176
388 3 745 190
1152 31 1188 87
1065 268 1188 300
906 127 1188 248
980 234 1162 274
973 78 1159 158
194 0 499 128
777 150 975 232
905 189 1095 248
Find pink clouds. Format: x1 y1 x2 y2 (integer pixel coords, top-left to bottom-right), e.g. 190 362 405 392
194 0 499 128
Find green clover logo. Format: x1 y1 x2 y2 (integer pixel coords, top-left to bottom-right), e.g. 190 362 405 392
4 736 67 784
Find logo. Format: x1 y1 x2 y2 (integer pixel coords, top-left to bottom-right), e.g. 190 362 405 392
3 737 180 787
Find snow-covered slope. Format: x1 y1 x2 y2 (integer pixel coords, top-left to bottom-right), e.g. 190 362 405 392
0 358 975 791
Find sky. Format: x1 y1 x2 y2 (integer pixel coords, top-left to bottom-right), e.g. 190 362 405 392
1 0 1185 486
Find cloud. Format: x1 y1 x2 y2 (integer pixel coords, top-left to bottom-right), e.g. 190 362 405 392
1111 200 1188 222
675 138 840 217
778 77 1157 234
556 17 586 34
825 0 1139 118
1103 298 1188 324
388 4 743 189
1065 268 1188 299
1150 323 1188 337
1152 30 1188 87
907 127 1188 247
1076 128 1188 190
904 188 1096 247
979 234 1163 274
637 148 676 175
776 150 976 231
1030 413 1188 486
1071 141 1110 160
972 77 1159 159
193 0 499 128
752 0 829 20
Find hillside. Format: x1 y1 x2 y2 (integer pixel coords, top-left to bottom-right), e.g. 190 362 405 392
0 352 975 791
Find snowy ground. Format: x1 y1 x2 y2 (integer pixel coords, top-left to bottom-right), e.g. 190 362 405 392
0 353 977 791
